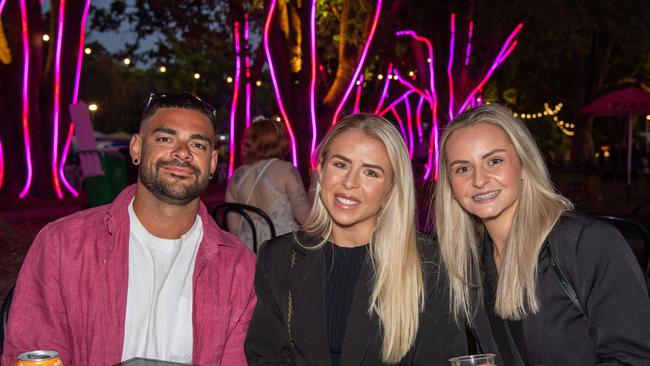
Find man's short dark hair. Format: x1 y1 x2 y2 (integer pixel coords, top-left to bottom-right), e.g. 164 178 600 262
141 92 220 136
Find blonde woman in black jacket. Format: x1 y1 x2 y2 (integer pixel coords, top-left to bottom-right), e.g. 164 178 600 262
245 113 467 365
435 104 650 365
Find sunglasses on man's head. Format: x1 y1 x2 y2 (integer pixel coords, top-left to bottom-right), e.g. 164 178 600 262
142 92 217 120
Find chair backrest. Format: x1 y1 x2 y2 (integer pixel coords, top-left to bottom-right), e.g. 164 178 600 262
211 202 276 253
595 215 650 273
69 102 104 179
1 285 15 353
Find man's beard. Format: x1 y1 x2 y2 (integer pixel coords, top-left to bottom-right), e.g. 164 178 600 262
139 159 209 205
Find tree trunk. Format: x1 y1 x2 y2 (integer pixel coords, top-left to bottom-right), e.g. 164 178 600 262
0 0 49 198
322 0 355 110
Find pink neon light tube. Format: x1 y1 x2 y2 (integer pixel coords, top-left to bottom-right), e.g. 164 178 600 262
50 0 67 199
264 0 298 166
72 0 91 104
456 23 523 114
0 0 7 16
353 75 363 114
464 21 473 66
228 22 241 178
374 63 393 114
308 0 318 159
378 90 414 116
58 123 78 197
244 15 251 128
0 138 4 190
18 0 33 198
395 29 440 180
390 107 407 142
59 0 91 198
498 40 518 64
415 95 424 142
331 0 382 125
447 13 456 119
404 96 414 158
393 69 431 103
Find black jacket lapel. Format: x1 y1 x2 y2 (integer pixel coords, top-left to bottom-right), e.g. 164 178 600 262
289 238 332 366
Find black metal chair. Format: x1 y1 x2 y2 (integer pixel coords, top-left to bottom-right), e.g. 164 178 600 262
1 285 15 353
211 202 276 253
595 215 650 273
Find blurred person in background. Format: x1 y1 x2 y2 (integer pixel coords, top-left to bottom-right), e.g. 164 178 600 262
226 117 311 250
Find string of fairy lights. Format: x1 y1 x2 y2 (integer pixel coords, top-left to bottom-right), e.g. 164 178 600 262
43 32 576 139
514 102 575 136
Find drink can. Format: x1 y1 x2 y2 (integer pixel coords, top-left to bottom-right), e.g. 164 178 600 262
16 350 62 366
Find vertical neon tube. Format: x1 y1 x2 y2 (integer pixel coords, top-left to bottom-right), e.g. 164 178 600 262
374 63 393 114
331 0 382 125
404 97 414 158
50 0 67 199
264 0 298 166
58 123 78 197
244 14 251 128
447 13 456 119
464 20 473 66
353 75 363 114
395 30 440 180
308 0 318 159
0 139 4 190
60 0 91 198
228 22 241 178
390 107 407 143
415 95 424 142
0 0 7 15
72 0 91 104
456 23 522 114
18 0 33 198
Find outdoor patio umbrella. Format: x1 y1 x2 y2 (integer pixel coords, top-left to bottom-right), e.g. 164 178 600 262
581 87 650 185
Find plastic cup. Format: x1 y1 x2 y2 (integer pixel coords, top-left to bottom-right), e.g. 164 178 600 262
448 353 496 366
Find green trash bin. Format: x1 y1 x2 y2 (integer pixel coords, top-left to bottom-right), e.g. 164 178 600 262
84 152 128 207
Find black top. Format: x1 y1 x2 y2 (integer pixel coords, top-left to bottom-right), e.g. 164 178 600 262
482 239 528 366
245 231 468 366
323 242 369 366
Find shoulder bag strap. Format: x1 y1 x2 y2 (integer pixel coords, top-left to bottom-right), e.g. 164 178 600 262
287 232 298 349
545 242 590 322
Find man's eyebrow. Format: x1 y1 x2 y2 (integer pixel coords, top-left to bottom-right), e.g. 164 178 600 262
153 127 212 143
189 133 212 143
153 127 177 135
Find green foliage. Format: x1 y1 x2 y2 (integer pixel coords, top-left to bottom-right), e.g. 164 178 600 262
316 0 373 76
86 0 258 133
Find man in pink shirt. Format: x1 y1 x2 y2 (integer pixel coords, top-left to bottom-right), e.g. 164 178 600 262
2 93 256 365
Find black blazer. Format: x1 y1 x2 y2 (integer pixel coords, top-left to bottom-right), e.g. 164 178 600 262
245 231 467 365
474 212 650 366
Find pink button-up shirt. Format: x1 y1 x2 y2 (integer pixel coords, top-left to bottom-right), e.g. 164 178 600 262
2 185 256 365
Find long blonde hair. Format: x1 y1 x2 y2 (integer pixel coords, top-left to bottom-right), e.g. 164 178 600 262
434 104 572 324
303 113 423 363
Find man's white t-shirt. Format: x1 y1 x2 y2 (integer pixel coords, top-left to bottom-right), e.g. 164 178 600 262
121 201 203 363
